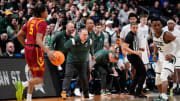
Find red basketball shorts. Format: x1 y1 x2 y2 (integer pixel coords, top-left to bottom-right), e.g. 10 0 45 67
25 46 45 78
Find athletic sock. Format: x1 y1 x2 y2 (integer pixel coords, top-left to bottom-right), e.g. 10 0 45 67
22 81 29 88
26 94 32 101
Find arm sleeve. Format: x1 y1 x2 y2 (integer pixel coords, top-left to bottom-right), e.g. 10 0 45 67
50 32 59 50
37 21 47 35
64 39 72 53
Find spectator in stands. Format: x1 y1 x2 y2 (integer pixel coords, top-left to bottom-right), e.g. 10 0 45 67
76 13 87 32
81 5 91 16
0 9 13 34
25 7 33 20
161 1 173 17
48 11 58 24
18 0 27 11
72 10 81 24
105 20 117 45
94 23 104 53
64 3 70 12
109 11 120 28
0 0 5 11
0 33 8 54
3 41 15 56
4 0 18 12
108 0 117 13
118 3 133 25
6 18 19 39
68 4 76 20
77 0 85 11
58 0 65 9
150 1 161 18
101 25 110 46
174 3 180 19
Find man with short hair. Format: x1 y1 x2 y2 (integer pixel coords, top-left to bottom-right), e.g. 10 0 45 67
122 22 146 98
94 23 104 53
152 18 180 101
16 4 55 101
61 29 93 100
106 20 117 45
3 41 15 57
94 49 119 95
51 22 75 54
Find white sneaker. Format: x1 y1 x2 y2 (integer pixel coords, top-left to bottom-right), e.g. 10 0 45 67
74 88 81 96
89 93 94 97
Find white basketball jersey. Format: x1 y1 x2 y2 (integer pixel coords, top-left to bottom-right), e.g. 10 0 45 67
153 31 174 56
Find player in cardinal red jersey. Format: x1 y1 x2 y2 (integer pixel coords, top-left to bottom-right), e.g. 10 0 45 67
15 4 55 101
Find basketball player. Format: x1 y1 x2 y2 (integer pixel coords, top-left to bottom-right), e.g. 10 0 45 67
163 18 180 92
138 14 150 90
15 4 54 101
151 18 180 101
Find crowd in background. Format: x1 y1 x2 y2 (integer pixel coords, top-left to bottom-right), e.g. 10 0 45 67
0 0 180 56
1 0 180 96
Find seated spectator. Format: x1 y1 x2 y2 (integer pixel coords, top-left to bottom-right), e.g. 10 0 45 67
0 33 8 54
7 18 19 39
3 41 15 57
0 9 13 34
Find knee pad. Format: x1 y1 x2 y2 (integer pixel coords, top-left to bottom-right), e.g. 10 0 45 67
160 69 172 82
155 74 162 85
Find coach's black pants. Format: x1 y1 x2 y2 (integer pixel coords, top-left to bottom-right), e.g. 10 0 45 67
62 62 89 95
127 54 146 95
95 64 112 90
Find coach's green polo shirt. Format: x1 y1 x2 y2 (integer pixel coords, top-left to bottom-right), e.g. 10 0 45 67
64 36 93 63
50 30 72 55
94 32 104 53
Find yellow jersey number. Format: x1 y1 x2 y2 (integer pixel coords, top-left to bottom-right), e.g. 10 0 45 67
29 24 34 35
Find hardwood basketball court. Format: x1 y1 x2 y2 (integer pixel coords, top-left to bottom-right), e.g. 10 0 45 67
4 94 180 101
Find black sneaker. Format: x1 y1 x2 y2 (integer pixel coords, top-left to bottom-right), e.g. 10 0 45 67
129 91 135 95
135 94 147 98
84 93 89 98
